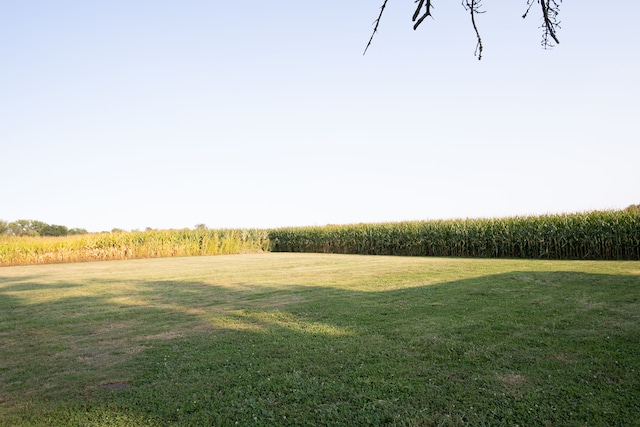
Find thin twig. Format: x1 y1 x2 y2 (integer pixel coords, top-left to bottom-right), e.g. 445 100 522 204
363 0 389 55
522 0 535 19
464 0 484 60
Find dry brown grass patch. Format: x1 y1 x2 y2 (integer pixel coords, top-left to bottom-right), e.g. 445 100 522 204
497 373 527 387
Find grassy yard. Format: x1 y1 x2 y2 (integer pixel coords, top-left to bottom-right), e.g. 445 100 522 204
1 253 639 426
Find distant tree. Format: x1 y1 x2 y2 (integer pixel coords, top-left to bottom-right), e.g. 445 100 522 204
7 220 38 236
625 204 640 212
68 228 89 235
364 0 562 59
42 224 69 237
0 219 8 234
4 220 70 236
7 220 69 237
29 220 48 236
194 224 208 230
111 228 126 233
32 221 69 236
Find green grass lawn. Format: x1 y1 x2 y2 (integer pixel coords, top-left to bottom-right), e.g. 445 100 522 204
1 253 639 426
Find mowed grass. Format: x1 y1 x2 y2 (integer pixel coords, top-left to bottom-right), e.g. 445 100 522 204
1 254 639 426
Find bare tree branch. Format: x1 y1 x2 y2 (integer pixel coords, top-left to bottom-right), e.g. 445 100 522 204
413 0 433 30
363 0 389 55
412 0 425 21
364 1 562 58
463 0 485 60
540 0 561 47
524 0 561 49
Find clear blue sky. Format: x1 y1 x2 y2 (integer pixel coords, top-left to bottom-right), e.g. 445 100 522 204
1 1 638 232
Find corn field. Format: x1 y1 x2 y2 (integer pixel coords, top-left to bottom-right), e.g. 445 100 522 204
0 228 270 267
2 211 638 266
269 210 640 260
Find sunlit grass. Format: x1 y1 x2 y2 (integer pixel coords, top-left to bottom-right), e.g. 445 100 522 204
1 253 639 426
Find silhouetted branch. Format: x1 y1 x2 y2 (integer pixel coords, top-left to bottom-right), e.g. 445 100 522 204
413 0 433 30
363 0 389 55
540 0 561 47
463 0 485 60
524 0 561 48
364 0 563 58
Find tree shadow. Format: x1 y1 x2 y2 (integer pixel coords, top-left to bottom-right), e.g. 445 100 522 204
1 267 638 426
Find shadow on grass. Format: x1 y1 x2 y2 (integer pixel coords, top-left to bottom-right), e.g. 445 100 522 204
1 269 639 426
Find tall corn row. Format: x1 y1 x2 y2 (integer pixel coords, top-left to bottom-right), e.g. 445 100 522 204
269 210 640 260
0 228 270 266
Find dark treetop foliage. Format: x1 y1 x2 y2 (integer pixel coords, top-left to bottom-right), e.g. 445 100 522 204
0 219 88 237
364 0 562 59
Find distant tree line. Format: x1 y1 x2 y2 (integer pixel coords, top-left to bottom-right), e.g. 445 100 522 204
0 219 88 237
